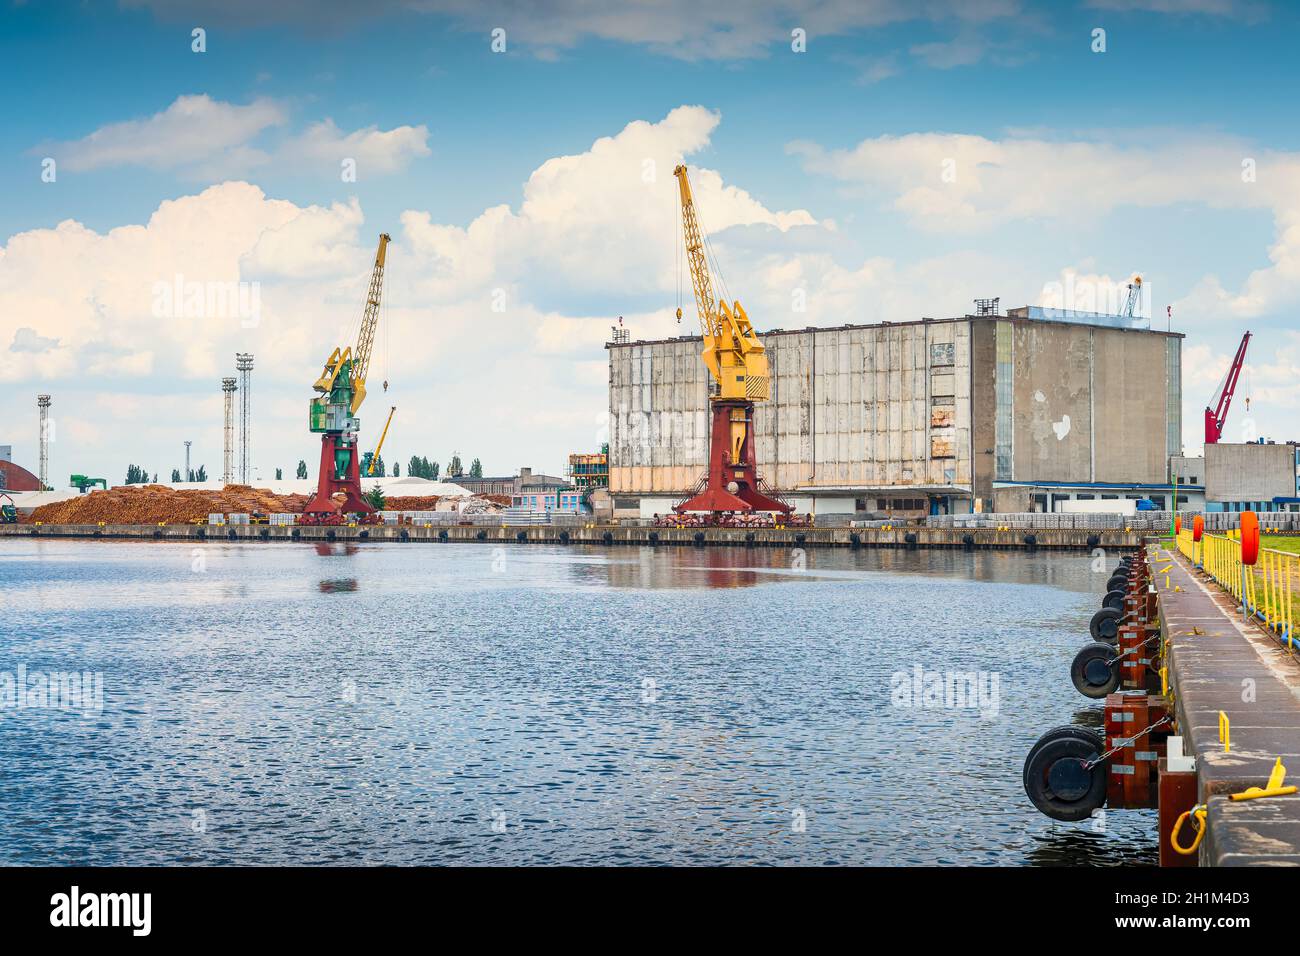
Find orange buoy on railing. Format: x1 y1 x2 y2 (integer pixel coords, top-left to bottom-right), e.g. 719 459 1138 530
1175 516 1182 535
1192 514 1204 542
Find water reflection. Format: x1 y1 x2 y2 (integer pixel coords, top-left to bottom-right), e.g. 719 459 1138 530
318 578 359 593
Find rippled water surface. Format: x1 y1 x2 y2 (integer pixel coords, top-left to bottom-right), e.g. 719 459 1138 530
0 539 1155 865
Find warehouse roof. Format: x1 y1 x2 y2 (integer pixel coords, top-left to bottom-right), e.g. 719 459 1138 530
605 309 1185 348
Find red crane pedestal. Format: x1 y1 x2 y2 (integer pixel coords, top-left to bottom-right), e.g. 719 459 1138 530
675 399 791 515
303 433 374 517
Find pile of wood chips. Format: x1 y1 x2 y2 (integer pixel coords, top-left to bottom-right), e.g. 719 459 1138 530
28 485 312 525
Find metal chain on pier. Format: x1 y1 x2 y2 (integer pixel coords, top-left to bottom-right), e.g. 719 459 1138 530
1083 715 1171 770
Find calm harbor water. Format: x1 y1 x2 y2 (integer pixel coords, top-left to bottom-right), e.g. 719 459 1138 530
0 539 1155 866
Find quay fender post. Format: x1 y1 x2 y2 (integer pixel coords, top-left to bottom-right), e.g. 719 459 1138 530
849 532 861 550
1103 691 1169 810
1158 754 1200 868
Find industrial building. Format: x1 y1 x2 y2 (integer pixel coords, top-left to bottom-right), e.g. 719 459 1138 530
1202 441 1300 512
607 308 1183 517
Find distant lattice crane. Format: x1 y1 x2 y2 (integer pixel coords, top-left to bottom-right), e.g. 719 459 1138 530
1123 276 1142 319
1205 331 1251 445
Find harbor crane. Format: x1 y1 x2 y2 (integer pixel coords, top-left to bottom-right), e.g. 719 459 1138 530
1122 276 1142 319
1204 331 1251 445
302 233 390 521
670 165 790 521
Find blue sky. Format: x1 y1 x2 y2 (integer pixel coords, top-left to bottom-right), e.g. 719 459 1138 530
2 0 1297 484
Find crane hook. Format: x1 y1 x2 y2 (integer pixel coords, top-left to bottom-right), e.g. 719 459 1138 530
676 307 682 324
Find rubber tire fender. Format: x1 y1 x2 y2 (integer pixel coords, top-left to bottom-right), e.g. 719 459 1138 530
1089 606 1123 644
1023 726 1104 790
1023 734 1108 822
1102 589 1126 611
1071 642 1120 699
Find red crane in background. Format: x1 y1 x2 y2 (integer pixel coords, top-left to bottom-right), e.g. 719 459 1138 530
1204 331 1251 445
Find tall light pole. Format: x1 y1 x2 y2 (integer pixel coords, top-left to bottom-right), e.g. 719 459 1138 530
37 395 51 490
221 377 237 484
236 353 254 483
184 441 192 483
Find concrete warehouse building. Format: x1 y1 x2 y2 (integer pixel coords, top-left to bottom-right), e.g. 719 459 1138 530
606 308 1184 517
1203 441 1300 512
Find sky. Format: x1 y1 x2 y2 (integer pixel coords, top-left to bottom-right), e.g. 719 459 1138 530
2 0 1297 485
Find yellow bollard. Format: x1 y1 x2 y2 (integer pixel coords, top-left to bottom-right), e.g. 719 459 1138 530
1219 711 1230 753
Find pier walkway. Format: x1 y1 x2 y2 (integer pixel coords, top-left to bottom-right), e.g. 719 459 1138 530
1159 547 1300 865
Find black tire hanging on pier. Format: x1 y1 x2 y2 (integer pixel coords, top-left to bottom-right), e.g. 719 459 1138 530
1089 606 1123 644
516 531 527 543
904 532 917 547
326 529 336 542
475 529 487 541
153 529 163 539
559 531 571 544
1023 733 1108 822
1102 589 1125 611
399 529 409 541
1086 534 1100 548
28 528 38 536
438 530 448 541
794 533 807 545
1022 726 1104 790
1106 575 1128 593
291 528 301 540
849 532 861 549
1024 534 1037 547
693 531 705 545
602 531 613 545
648 531 659 544
962 534 975 549
227 529 238 540
358 529 369 540
1071 642 1120 698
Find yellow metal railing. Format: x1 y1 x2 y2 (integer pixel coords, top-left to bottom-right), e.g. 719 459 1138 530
1177 529 1296 649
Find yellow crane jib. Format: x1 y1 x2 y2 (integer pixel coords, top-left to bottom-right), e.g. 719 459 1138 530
673 165 770 403
350 232 390 416
368 406 396 475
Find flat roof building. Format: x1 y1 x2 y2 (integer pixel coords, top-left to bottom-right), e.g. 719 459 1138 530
607 310 1183 516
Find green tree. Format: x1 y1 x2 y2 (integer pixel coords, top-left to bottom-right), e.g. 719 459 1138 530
469 458 483 478
126 464 150 485
296 460 308 479
275 468 283 480
171 468 181 482
408 454 421 478
392 462 400 477
447 452 463 477
363 484 386 511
